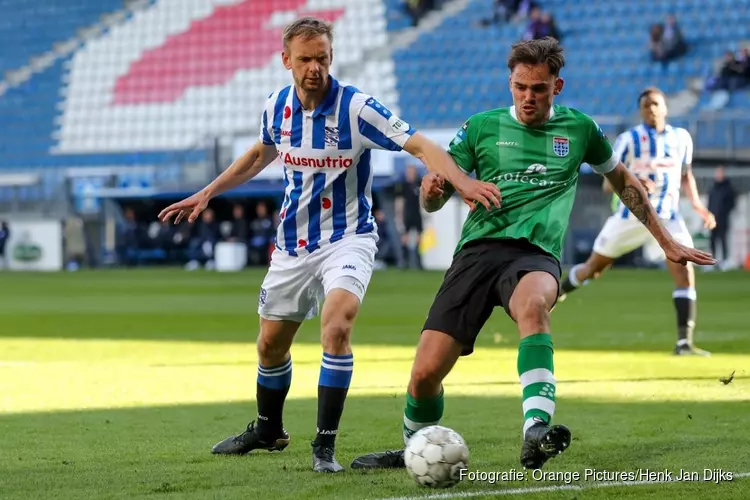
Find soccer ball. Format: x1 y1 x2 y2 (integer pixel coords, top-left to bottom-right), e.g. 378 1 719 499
404 425 469 488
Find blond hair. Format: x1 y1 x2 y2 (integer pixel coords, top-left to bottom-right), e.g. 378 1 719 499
283 16 334 50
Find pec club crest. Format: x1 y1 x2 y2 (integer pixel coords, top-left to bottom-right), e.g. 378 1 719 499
553 136 569 157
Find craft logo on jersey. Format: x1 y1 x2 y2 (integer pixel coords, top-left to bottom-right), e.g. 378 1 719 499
553 136 569 157
324 126 339 147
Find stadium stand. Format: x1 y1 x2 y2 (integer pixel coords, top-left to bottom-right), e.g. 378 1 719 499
0 0 749 182
394 0 750 127
0 0 748 270
0 0 128 76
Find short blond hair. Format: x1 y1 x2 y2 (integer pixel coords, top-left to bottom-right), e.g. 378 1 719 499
283 16 334 50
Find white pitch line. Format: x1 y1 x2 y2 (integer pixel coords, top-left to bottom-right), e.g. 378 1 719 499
376 472 750 500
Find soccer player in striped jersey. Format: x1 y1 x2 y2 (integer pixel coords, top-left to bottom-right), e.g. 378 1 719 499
559 88 717 356
158 17 499 473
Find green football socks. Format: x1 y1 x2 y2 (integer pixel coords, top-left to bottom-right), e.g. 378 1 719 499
402 388 444 445
518 333 557 437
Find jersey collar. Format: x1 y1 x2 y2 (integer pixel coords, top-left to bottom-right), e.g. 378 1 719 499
292 76 340 117
641 123 673 135
509 105 555 123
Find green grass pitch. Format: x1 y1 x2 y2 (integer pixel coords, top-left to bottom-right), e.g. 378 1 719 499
1 268 749 499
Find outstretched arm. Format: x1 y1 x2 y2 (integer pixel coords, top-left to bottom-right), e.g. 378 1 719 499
603 163 715 265
159 141 277 223
681 164 716 229
604 163 665 238
204 142 278 198
403 133 500 211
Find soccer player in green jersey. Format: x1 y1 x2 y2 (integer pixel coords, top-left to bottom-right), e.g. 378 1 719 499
351 37 715 471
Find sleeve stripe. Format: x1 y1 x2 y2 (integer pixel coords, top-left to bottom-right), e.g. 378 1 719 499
359 101 392 130
358 117 402 151
591 152 618 174
365 99 392 120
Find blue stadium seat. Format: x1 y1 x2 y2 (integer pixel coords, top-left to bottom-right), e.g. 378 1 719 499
0 0 127 75
390 0 750 128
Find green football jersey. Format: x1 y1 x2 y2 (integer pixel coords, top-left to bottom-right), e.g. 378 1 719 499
448 105 616 261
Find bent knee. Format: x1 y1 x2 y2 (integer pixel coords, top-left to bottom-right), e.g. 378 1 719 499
257 333 288 360
410 364 443 396
514 294 552 323
321 315 355 352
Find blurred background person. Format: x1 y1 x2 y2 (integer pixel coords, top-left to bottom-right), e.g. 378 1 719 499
708 166 736 270
0 220 9 269
394 164 424 270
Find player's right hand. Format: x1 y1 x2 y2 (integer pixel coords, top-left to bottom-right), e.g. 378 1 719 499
158 192 209 224
662 239 716 267
453 176 502 212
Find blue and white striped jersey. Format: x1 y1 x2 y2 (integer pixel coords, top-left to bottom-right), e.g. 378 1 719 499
613 123 693 220
259 76 416 256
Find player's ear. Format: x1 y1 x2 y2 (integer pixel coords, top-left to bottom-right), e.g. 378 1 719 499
282 50 292 71
330 48 334 66
553 77 564 95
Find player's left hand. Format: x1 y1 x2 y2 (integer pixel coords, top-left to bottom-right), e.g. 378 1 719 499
453 177 502 212
696 207 717 230
421 172 446 200
662 239 716 266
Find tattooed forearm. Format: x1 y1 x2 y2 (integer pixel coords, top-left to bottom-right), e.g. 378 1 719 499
604 163 672 245
619 185 650 224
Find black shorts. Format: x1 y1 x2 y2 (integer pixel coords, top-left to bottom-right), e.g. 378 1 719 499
422 238 561 356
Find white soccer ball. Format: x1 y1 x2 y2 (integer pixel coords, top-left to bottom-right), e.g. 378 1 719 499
404 425 469 488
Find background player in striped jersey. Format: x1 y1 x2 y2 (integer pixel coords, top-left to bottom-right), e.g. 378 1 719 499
559 88 717 356
158 17 500 473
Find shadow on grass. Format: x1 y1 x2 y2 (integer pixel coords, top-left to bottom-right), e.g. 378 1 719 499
1 395 749 500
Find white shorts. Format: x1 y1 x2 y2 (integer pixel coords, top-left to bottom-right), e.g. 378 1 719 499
593 215 694 259
257 235 378 322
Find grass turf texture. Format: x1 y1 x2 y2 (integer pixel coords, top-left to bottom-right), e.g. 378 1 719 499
0 268 748 500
